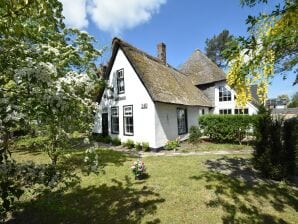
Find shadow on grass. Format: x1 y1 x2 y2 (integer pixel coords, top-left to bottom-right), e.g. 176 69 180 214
8 176 164 224
190 157 298 224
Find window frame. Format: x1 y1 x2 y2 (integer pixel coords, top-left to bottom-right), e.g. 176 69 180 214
177 108 188 135
219 109 232 115
123 105 134 136
117 68 125 94
234 108 249 115
111 106 119 134
219 86 232 102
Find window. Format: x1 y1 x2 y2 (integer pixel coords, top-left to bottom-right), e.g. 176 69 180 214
123 105 133 135
219 109 232 114
235 108 249 115
219 86 231 101
202 109 205 115
117 69 124 94
111 107 119 134
177 108 187 135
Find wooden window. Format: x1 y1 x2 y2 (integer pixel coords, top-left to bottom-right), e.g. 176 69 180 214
177 108 188 135
117 69 125 94
219 109 232 114
219 86 231 102
123 105 133 136
111 107 119 134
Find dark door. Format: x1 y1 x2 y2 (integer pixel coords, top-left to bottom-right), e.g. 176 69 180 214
102 113 108 136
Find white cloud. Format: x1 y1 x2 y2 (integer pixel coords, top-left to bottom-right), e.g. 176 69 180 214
60 0 88 29
60 0 166 33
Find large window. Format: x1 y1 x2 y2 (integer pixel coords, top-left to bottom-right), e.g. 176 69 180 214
177 108 187 135
235 108 249 115
117 69 125 94
111 107 119 134
123 105 133 136
219 109 232 114
219 86 231 101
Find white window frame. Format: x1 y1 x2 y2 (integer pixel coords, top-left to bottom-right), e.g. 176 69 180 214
235 108 249 115
117 69 125 94
123 105 133 136
177 108 187 135
219 109 232 114
219 86 231 102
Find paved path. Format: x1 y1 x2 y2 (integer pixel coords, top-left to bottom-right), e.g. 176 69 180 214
139 150 252 157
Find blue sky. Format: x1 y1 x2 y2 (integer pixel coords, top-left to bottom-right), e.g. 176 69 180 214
60 0 297 99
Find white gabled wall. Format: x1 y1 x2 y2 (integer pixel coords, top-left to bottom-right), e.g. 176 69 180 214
96 48 156 147
213 81 258 115
154 102 206 148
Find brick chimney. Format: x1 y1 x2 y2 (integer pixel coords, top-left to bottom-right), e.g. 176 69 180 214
157 42 166 64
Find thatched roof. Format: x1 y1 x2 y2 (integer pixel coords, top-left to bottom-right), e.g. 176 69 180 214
180 49 226 85
106 38 211 107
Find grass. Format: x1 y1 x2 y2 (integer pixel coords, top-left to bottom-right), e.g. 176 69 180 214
7 143 298 224
179 140 253 152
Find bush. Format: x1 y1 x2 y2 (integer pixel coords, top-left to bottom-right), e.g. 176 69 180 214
111 137 121 146
164 139 180 151
142 142 150 152
135 142 142 151
123 139 134 149
188 126 202 144
199 114 257 144
91 134 111 144
253 107 297 180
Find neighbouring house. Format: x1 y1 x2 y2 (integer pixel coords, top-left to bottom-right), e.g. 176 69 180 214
271 108 298 120
266 97 289 109
93 38 258 148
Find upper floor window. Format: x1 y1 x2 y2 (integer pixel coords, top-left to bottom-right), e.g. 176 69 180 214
219 86 231 102
111 107 119 134
177 108 188 135
117 69 124 94
235 108 249 115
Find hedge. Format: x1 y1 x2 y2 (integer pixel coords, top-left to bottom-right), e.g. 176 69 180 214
199 114 257 144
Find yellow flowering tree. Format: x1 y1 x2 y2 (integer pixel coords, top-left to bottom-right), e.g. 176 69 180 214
224 0 297 106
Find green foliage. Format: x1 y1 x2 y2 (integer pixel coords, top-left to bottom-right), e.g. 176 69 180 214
123 139 134 149
91 134 111 144
253 107 297 180
205 29 235 68
288 92 298 108
188 126 202 144
142 142 150 152
164 139 180 151
199 115 257 144
135 142 142 151
111 137 121 146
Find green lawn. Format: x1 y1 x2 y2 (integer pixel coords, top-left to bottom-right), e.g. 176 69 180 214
8 146 298 224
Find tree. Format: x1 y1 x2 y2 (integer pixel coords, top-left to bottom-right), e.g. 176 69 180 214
205 29 234 68
288 92 298 108
0 0 104 219
224 0 298 106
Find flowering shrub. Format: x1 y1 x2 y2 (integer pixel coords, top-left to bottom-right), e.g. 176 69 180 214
131 159 146 180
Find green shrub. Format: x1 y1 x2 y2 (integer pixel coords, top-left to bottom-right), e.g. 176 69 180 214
135 142 142 151
164 139 180 151
199 114 257 144
188 126 202 144
91 134 111 144
142 142 150 152
111 137 121 146
253 106 297 180
123 139 134 149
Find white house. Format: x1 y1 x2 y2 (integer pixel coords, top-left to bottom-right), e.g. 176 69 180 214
93 38 258 148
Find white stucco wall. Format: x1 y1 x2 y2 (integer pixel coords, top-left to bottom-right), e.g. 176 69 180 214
95 48 156 147
213 81 258 115
154 102 206 148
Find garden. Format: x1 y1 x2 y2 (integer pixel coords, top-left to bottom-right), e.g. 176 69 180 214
6 139 298 224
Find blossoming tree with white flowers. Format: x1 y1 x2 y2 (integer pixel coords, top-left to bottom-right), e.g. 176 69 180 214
0 0 104 219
